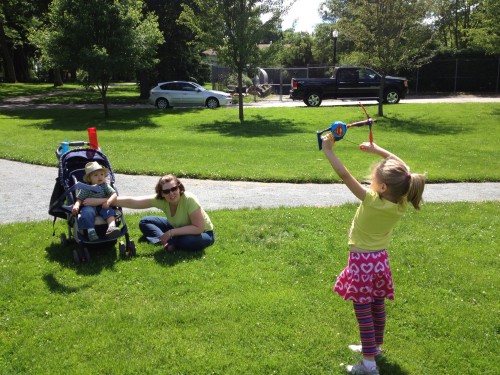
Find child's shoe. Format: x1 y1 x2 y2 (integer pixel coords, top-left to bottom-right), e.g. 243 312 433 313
87 229 99 242
105 226 121 238
346 360 379 375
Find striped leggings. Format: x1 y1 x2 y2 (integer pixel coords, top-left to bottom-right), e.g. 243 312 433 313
353 299 386 357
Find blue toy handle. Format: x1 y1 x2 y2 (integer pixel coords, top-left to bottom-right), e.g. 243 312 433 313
316 121 347 150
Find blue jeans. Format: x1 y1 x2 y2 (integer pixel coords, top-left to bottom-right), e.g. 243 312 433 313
78 205 116 230
139 215 215 251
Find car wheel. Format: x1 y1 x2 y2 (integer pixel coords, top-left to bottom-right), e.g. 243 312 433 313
304 93 322 107
206 97 219 109
384 90 401 104
156 98 170 109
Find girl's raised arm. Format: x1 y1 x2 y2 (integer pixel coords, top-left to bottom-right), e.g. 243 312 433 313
322 136 367 201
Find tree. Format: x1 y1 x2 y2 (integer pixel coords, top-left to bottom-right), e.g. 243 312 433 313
31 0 163 118
140 0 210 99
0 0 50 83
322 0 435 74
430 0 499 55
180 0 292 123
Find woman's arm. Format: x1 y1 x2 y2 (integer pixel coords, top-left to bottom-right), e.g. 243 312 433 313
110 195 156 209
322 135 367 201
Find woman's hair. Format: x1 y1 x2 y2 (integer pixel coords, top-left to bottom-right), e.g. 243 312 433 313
373 157 426 209
154 174 186 199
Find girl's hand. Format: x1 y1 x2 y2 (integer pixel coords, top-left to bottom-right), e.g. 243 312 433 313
359 142 378 153
321 134 335 152
71 205 79 216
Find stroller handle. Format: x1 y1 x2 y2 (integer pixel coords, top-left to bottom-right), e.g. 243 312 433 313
56 141 91 159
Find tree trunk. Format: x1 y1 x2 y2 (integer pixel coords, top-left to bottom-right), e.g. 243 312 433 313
237 69 244 123
98 83 109 119
378 76 385 117
137 70 151 99
54 69 64 87
0 21 17 83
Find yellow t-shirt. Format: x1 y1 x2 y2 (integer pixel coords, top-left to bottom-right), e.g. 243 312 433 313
348 190 406 250
150 192 213 232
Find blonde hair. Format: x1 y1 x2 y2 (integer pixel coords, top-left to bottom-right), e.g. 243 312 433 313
373 157 426 209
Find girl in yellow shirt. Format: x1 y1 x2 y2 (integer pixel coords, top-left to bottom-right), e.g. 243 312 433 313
322 136 425 375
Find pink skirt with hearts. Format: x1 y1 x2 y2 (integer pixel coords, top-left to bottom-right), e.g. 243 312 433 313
334 250 394 303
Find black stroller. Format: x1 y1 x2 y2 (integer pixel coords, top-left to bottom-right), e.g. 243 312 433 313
49 141 136 263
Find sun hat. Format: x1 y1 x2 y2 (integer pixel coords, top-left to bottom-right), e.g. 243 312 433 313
83 161 109 183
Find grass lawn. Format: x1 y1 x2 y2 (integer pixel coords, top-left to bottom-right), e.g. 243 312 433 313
1 84 498 374
1 202 498 374
0 103 499 182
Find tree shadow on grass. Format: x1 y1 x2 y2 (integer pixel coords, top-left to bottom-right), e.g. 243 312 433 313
191 114 303 137
2 108 184 132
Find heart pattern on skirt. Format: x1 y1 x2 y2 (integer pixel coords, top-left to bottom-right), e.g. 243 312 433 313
334 250 394 303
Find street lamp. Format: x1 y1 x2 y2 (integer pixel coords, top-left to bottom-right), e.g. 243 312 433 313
332 29 339 67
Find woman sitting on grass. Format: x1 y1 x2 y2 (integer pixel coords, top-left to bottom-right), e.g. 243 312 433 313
111 174 214 252
321 136 425 375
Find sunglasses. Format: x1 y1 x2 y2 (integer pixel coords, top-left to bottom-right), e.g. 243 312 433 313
161 186 179 194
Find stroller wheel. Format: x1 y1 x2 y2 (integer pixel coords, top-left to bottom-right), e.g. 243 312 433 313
60 233 68 247
119 241 126 257
128 240 136 256
72 249 80 263
83 247 91 262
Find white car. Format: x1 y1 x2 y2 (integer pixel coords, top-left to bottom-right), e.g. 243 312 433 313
149 81 232 109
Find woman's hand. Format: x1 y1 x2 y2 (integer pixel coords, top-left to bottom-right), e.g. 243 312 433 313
82 197 107 207
160 229 175 246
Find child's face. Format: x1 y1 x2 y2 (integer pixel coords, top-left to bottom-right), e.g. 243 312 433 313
88 170 106 185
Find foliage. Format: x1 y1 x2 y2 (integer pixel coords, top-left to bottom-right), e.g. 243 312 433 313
144 0 210 85
321 0 436 74
0 0 50 82
179 0 291 122
270 30 317 67
0 202 499 373
29 0 163 118
429 0 499 55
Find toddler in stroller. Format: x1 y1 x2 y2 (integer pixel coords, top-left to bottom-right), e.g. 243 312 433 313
49 143 136 262
72 161 121 241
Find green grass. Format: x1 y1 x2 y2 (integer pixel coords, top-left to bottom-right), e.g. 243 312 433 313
0 83 82 100
1 202 498 374
0 103 499 182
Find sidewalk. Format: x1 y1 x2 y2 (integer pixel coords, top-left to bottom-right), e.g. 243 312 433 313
1 159 498 224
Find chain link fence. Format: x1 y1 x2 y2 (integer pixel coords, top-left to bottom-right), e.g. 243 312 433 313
211 58 500 99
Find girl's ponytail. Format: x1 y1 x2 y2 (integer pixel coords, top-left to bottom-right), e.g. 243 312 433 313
406 173 426 210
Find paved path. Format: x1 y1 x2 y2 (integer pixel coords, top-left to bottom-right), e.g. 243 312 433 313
1 93 499 110
1 159 498 224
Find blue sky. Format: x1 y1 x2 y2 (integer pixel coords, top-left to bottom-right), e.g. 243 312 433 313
282 0 324 33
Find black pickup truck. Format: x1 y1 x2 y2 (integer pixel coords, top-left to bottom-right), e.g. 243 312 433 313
290 66 409 107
